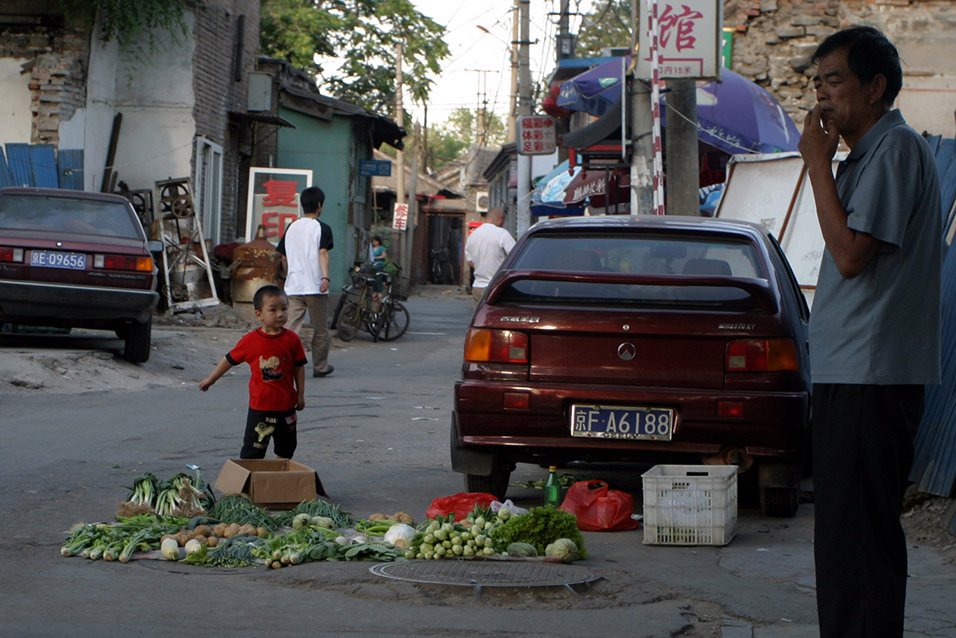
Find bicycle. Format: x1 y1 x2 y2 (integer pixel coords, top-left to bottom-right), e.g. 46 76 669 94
429 247 450 284
373 271 411 341
334 266 410 342
335 266 382 342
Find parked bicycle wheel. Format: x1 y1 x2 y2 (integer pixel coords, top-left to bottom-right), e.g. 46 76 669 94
336 301 361 341
378 300 410 341
329 293 346 329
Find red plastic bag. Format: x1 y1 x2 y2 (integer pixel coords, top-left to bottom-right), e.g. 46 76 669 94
426 492 497 522
559 480 640 531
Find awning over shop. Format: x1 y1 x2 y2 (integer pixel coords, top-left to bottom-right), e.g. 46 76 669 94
530 159 628 215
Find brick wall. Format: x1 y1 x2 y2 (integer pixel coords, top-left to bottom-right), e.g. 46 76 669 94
0 23 89 145
192 0 261 242
724 0 956 131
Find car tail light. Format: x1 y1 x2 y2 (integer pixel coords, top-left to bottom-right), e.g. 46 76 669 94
0 247 24 263
464 328 529 363
94 254 154 272
725 338 798 372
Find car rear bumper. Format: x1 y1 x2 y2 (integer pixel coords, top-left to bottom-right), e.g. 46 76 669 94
455 379 809 462
0 279 159 326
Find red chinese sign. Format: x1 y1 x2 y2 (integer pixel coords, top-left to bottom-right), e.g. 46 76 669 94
636 0 722 80
517 116 557 156
392 203 408 231
245 168 313 244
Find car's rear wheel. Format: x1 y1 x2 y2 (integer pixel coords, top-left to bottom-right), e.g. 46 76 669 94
760 485 800 518
123 318 152 363
464 462 511 501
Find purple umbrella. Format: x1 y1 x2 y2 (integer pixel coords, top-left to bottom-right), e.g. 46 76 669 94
558 63 801 155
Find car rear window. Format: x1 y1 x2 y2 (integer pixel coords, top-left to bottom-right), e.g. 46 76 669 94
501 232 767 309
0 194 143 239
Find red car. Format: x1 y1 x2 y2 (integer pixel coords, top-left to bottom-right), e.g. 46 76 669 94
451 215 811 517
0 187 159 363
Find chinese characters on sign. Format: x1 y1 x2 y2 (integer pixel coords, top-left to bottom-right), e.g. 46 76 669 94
636 0 722 80
245 168 313 244
392 203 409 231
516 115 557 156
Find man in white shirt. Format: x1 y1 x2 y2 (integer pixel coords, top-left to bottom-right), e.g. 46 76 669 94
277 186 334 377
464 207 516 306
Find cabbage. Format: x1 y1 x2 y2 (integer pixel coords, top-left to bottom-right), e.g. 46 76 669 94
383 523 416 549
545 538 579 563
506 542 537 557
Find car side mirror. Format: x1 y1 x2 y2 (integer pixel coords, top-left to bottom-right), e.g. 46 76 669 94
147 240 163 253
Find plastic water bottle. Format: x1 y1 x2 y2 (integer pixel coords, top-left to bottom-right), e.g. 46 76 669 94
544 466 561 507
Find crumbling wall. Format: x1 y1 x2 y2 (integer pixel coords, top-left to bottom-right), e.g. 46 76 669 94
725 0 956 135
0 22 89 146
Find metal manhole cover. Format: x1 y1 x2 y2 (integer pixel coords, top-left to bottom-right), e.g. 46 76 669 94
369 560 600 588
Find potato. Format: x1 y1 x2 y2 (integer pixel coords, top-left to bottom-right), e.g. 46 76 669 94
256 527 268 537
193 534 207 544
213 523 226 537
175 532 190 546
239 524 256 536
194 524 212 537
206 536 219 548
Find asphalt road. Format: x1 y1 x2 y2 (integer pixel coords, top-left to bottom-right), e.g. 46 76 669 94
2 288 955 637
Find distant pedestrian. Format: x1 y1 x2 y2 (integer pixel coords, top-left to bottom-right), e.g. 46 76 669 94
199 285 306 459
464 207 515 306
278 186 334 378
798 26 941 638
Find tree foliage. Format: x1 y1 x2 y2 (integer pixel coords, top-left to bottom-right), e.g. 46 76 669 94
575 0 631 58
60 0 187 50
428 107 507 170
260 0 450 114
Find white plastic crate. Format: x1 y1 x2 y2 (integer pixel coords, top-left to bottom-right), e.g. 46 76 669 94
641 465 738 546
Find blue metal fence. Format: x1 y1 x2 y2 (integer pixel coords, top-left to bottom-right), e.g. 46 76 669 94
911 137 956 499
0 144 83 189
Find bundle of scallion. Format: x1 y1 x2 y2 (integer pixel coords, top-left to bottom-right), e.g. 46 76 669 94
60 514 188 561
126 473 159 507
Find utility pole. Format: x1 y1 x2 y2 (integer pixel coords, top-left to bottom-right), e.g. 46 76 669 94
394 41 405 206
630 0 654 216
394 41 406 271
507 0 519 144
556 0 572 61
516 0 532 236
665 80 699 215
405 122 419 278
466 69 492 147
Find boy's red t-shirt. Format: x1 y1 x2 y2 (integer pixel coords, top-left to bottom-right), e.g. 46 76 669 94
226 328 307 411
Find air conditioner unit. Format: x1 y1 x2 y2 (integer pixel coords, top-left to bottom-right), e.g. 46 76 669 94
475 191 489 213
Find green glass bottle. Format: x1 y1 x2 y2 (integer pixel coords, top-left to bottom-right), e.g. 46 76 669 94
544 465 561 507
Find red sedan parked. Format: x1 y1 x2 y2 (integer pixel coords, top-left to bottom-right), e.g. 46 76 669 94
0 187 159 362
451 215 810 517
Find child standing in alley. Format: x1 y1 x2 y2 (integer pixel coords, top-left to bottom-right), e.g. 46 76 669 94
199 285 307 459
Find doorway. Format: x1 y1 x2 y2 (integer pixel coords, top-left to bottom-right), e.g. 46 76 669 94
427 213 463 285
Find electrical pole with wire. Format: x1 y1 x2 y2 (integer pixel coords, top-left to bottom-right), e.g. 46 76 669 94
516 0 533 236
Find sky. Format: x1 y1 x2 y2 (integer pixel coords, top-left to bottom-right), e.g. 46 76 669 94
408 0 594 127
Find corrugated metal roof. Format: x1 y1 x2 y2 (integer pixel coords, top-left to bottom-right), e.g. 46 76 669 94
911 136 956 498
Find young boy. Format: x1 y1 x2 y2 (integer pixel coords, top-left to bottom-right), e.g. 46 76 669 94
199 285 307 459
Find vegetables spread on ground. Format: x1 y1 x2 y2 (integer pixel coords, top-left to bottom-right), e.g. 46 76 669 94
64 474 593 569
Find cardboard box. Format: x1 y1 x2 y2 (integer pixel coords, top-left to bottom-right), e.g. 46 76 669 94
214 458 328 510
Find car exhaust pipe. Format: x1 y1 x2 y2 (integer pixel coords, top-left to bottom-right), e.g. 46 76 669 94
702 447 753 472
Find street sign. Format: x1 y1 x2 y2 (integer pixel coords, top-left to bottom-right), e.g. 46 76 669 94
359 159 392 176
636 0 723 80
517 116 557 155
392 202 408 231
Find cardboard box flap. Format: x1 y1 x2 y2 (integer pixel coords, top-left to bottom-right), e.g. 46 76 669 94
214 458 328 508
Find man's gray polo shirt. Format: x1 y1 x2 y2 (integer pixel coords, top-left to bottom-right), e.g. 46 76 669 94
809 109 941 385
